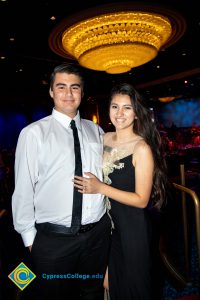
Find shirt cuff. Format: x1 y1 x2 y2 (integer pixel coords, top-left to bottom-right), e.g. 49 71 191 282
21 227 37 247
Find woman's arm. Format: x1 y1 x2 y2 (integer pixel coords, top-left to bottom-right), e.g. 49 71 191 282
73 142 154 208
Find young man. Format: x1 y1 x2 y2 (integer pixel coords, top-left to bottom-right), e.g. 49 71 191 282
12 63 111 300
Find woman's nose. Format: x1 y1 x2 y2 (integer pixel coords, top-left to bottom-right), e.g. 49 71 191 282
116 108 124 116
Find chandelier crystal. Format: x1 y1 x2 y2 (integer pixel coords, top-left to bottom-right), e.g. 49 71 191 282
61 12 172 74
49 3 186 74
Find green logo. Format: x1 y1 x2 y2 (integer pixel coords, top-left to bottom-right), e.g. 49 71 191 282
8 262 36 290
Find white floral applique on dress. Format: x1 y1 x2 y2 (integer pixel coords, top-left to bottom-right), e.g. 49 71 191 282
103 146 126 229
103 146 125 184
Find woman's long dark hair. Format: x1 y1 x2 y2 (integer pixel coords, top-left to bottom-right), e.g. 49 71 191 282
109 83 169 210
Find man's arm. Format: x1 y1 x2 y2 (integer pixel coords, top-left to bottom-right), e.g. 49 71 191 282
12 127 38 247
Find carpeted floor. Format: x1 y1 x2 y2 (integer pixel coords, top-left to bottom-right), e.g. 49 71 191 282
160 211 199 300
176 296 199 300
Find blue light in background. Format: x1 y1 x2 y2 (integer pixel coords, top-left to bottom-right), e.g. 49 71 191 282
158 97 200 127
32 109 48 122
0 108 49 149
0 112 27 149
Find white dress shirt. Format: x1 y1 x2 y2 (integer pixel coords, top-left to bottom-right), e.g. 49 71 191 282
12 109 105 247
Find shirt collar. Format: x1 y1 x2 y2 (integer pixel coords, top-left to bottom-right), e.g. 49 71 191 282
52 108 81 130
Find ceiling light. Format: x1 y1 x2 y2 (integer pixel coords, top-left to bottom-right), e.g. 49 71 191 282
49 3 186 74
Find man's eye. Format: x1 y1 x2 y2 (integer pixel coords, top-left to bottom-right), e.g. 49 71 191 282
72 86 81 92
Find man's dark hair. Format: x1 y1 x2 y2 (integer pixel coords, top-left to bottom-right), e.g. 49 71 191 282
50 63 85 91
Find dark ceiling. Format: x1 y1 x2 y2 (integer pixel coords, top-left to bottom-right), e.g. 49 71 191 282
0 0 200 110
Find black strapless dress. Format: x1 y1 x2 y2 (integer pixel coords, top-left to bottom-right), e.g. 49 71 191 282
108 155 154 300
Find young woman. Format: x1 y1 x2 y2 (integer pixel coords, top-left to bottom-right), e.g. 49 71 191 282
73 83 168 300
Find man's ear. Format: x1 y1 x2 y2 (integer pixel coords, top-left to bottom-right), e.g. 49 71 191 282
49 88 53 98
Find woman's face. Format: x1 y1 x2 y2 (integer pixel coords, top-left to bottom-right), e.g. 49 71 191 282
109 94 136 131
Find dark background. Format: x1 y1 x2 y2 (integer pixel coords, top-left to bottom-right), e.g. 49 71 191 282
0 0 200 148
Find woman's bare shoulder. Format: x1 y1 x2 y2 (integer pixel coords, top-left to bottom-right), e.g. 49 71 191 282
133 139 152 157
103 132 115 144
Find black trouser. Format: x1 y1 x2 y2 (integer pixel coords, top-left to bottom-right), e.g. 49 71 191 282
30 214 111 300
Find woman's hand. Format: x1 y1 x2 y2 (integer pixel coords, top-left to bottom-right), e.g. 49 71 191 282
103 267 109 290
73 172 104 194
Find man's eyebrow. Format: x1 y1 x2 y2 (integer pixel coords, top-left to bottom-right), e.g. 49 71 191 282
71 83 81 87
55 83 66 87
55 83 81 87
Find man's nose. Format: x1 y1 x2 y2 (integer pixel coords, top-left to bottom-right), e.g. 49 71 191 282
65 87 73 96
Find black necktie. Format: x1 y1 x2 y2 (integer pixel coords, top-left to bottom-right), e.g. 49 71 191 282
70 120 83 234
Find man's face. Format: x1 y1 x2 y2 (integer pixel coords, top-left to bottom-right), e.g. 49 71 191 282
49 72 83 118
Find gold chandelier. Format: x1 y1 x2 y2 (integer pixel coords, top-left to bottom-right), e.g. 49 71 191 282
49 3 186 74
